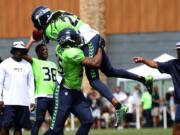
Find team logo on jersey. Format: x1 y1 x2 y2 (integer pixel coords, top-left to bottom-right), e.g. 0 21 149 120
65 92 68 96
13 68 25 72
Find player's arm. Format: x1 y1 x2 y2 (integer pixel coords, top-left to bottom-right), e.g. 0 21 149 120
28 66 35 112
133 56 158 68
64 48 102 68
82 36 105 67
26 35 36 50
82 48 102 68
23 36 34 64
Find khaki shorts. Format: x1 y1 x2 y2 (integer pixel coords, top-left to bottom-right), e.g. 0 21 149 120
151 107 160 116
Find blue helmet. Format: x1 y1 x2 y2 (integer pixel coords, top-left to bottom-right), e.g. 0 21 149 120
57 28 83 48
31 6 52 30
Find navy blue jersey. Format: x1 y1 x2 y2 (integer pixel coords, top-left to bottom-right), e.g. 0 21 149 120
157 59 180 103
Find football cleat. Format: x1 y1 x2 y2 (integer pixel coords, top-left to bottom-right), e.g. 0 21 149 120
114 104 128 128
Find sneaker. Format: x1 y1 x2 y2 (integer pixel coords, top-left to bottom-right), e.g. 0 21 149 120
144 75 153 94
114 104 128 128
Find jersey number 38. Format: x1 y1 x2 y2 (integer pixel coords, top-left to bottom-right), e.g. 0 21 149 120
43 67 56 82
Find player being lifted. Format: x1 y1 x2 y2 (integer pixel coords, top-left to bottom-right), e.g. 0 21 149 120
31 6 153 127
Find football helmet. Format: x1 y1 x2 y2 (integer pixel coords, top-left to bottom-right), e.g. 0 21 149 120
31 6 52 30
57 28 84 48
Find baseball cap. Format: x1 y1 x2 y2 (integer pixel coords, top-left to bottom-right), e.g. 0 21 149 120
176 42 180 49
12 41 26 49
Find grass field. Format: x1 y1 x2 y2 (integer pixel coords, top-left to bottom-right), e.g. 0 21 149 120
21 128 172 135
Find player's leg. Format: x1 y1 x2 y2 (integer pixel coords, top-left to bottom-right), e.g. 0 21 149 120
82 35 114 103
100 49 143 79
44 86 71 135
31 97 50 135
82 35 128 127
100 49 153 93
71 91 94 135
47 98 54 117
173 104 180 135
46 97 54 132
83 35 128 108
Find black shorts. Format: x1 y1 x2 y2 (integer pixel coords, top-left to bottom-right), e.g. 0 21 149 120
1 105 31 129
0 111 3 128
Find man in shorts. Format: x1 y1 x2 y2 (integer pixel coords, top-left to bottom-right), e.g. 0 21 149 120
0 41 35 135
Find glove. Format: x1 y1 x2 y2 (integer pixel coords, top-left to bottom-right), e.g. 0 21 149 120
32 29 44 41
99 36 106 49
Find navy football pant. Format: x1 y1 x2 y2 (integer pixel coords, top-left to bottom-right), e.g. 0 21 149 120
82 34 142 102
31 97 54 135
175 104 180 123
44 86 93 135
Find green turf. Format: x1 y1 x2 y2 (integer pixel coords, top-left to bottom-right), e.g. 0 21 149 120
21 128 172 135
66 128 172 135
